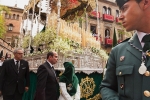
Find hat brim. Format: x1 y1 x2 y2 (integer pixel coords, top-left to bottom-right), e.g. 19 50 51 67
116 0 129 9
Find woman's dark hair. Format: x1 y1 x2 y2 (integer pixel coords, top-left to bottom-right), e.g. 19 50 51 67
47 51 54 59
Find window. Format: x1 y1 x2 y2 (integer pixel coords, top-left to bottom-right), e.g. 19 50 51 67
9 14 11 19
13 14 16 19
5 13 9 18
103 6 107 14
11 14 14 19
105 29 110 38
8 24 13 31
90 25 97 35
116 10 119 17
16 15 19 20
108 8 111 15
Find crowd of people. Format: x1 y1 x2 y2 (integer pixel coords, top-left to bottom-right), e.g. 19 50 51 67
0 49 80 100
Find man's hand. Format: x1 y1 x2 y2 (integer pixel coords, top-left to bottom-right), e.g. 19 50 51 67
0 91 2 96
25 87 29 92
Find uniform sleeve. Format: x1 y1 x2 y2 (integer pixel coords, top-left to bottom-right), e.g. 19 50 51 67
73 84 80 100
100 48 119 100
59 82 73 100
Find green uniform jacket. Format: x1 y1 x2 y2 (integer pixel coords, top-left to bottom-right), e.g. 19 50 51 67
100 33 150 100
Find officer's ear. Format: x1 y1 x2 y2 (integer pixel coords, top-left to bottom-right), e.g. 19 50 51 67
144 0 148 5
142 0 150 9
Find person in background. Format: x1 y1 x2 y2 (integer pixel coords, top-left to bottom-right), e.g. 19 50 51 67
100 0 150 100
0 56 4 75
0 56 4 67
0 48 30 100
58 62 80 100
0 56 4 100
34 51 59 100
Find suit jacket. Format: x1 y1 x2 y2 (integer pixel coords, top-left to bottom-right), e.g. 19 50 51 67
34 61 59 100
100 33 150 100
0 59 30 95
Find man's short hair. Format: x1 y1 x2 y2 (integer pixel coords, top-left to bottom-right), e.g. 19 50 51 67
47 51 54 59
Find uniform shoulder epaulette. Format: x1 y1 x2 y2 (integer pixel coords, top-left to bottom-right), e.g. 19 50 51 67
119 38 130 44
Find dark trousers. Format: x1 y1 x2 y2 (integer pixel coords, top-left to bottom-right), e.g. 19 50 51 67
3 86 23 100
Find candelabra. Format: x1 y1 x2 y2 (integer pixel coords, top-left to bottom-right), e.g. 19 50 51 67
57 0 61 37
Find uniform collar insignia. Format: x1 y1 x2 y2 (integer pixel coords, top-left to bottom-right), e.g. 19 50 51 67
146 50 150 57
120 56 125 61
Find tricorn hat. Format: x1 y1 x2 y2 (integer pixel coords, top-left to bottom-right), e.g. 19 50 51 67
116 0 129 9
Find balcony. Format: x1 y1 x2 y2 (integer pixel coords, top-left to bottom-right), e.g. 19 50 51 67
116 17 121 23
116 17 119 23
118 39 122 43
105 38 112 45
103 14 114 22
89 11 100 18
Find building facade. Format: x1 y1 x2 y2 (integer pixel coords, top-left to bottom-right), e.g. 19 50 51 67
0 5 23 59
0 38 14 59
3 5 23 47
88 0 129 52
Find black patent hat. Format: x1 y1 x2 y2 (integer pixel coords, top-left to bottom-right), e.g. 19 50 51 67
116 0 129 9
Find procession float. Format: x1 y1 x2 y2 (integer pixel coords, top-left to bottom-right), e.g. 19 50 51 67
20 0 109 100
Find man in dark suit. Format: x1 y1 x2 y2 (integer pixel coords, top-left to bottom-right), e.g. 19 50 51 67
100 0 150 100
0 48 30 100
34 51 59 100
0 56 4 73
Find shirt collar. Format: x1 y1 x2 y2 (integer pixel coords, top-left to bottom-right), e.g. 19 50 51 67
46 60 53 67
14 59 18 62
137 31 148 43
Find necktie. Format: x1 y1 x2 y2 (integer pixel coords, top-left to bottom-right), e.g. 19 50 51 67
142 34 150 60
52 66 56 77
16 61 19 72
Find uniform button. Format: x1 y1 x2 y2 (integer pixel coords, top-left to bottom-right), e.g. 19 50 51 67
145 71 150 76
144 90 150 97
119 72 122 75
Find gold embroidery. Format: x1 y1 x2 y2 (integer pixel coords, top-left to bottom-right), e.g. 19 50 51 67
80 76 96 99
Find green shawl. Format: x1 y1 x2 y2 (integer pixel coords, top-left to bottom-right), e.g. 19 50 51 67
59 62 79 96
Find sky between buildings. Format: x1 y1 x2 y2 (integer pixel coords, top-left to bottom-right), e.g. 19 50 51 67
0 0 29 9
0 0 44 37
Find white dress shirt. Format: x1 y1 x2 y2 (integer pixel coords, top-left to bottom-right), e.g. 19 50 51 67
46 60 53 68
0 60 3 66
137 31 148 48
46 60 56 76
14 59 20 67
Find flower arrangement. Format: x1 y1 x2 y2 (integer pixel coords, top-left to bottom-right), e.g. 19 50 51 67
33 27 56 46
22 26 108 60
22 34 31 48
